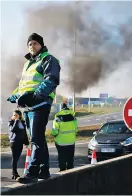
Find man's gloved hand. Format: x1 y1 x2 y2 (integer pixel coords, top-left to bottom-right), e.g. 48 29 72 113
17 92 34 107
7 94 20 103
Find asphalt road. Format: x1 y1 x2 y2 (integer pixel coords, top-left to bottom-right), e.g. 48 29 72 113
1 111 122 134
1 141 89 188
47 112 123 129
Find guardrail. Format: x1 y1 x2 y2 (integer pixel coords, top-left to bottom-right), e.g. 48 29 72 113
1 154 132 195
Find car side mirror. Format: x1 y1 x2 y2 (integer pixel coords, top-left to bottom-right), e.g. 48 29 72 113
93 131 97 135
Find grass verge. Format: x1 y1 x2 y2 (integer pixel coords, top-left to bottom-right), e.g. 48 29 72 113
75 106 122 118
1 124 101 150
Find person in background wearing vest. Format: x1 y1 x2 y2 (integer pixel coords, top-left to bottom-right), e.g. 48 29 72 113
8 110 29 180
7 33 61 183
51 103 78 171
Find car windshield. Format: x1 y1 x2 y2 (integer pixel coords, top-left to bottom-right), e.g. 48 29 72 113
99 122 131 134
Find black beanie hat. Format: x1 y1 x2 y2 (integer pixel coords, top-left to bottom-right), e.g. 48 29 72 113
27 33 44 47
62 103 67 109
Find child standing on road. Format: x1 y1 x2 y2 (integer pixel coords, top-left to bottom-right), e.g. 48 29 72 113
8 110 29 180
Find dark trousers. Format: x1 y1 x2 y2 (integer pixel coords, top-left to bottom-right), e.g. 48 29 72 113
23 104 51 177
10 142 23 175
55 144 75 171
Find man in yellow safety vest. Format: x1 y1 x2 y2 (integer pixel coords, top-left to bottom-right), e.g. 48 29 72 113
7 33 61 183
52 103 78 171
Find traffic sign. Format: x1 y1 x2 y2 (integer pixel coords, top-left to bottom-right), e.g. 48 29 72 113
123 97 132 131
100 93 108 98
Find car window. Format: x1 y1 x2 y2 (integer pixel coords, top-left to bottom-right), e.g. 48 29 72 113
99 123 131 134
99 124 109 133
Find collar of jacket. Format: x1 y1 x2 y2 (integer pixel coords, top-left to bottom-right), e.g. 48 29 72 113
55 109 75 117
63 107 69 110
9 120 25 125
25 45 48 61
9 120 25 122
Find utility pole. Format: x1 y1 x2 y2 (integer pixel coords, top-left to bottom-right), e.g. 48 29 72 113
72 1 76 112
88 89 91 113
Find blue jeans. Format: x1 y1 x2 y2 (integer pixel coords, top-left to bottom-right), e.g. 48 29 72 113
23 104 51 177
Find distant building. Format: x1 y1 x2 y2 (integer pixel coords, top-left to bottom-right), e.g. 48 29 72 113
68 97 127 106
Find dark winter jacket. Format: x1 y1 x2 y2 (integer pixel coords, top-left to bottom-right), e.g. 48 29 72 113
8 120 29 145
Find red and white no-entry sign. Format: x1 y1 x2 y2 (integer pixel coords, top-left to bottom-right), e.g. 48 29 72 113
123 97 132 131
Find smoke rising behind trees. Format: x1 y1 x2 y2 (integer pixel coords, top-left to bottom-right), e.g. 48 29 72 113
11 2 132 93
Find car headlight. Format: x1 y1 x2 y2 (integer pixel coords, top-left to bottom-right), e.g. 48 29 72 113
90 137 98 146
121 137 132 146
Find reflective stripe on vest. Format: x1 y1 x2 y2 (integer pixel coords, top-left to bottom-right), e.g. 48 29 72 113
21 75 43 82
56 142 75 146
18 52 55 100
59 130 75 134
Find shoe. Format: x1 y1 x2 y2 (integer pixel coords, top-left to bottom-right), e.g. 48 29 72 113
12 174 20 180
16 175 38 184
59 169 66 172
39 166 50 179
38 172 50 179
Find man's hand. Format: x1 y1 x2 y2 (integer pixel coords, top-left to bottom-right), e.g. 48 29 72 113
7 94 19 103
17 92 34 107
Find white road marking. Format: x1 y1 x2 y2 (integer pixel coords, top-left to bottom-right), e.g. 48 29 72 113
75 141 89 145
78 112 121 120
96 119 100 121
83 119 91 122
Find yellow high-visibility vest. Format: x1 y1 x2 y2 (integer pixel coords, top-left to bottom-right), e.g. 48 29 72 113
13 52 55 100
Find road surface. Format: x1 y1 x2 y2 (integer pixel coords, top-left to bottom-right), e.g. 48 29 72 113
1 141 89 187
47 112 123 129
